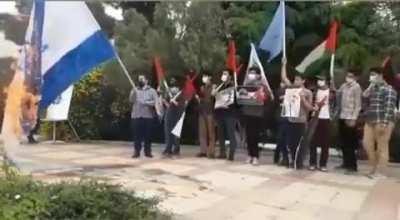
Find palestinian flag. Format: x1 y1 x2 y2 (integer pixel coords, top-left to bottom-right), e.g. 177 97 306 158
154 56 170 97
296 21 339 74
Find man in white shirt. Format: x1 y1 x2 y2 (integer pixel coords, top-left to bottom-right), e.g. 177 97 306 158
309 75 332 172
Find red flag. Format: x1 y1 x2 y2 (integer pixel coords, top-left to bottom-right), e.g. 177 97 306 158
381 56 397 88
226 40 237 74
326 21 339 53
182 75 196 101
154 56 165 87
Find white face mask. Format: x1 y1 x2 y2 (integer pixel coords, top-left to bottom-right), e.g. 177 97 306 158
202 76 209 84
221 74 228 82
317 80 326 87
248 73 257 81
345 77 354 83
369 75 377 83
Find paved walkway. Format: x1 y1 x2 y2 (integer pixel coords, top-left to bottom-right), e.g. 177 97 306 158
4 141 400 220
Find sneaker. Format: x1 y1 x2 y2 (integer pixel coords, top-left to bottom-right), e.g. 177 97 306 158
196 153 207 158
278 160 289 167
172 154 181 159
308 166 316 171
207 154 215 159
145 154 153 158
28 135 38 144
252 158 259 166
162 152 172 159
246 157 253 164
131 154 140 159
344 169 357 175
319 167 328 172
366 173 387 180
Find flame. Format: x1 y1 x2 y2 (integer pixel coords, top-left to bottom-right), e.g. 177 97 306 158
1 63 38 147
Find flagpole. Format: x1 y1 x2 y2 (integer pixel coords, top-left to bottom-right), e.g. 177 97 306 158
110 40 136 89
116 54 136 89
329 53 335 85
282 0 286 61
233 72 238 89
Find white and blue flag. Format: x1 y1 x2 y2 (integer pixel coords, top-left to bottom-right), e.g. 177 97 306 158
25 1 115 109
259 1 285 62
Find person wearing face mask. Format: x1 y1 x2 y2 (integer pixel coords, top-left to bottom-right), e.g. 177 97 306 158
362 67 397 179
281 59 315 169
129 74 158 158
213 70 239 161
308 75 332 172
240 67 268 165
335 70 362 174
195 73 216 158
162 77 185 158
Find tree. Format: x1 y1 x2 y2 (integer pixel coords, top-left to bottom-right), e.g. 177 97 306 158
178 2 227 73
108 2 158 24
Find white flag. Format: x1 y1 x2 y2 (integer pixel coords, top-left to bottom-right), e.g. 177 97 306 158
244 43 274 99
45 85 74 121
171 111 186 138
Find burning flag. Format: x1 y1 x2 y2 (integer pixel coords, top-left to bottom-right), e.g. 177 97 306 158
1 1 116 145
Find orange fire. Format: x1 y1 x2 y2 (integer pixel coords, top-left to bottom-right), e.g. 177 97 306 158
1 61 39 146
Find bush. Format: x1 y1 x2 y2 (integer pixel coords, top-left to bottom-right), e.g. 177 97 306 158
0 164 170 220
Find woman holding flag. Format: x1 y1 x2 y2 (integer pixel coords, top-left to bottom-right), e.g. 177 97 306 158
239 66 269 165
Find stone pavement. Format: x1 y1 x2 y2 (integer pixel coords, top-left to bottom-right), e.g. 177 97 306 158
4 141 400 220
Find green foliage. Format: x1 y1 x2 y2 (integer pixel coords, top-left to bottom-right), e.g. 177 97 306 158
110 2 227 81
40 68 132 140
0 168 170 220
69 69 104 139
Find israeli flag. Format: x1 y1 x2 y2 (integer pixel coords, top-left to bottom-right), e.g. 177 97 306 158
25 1 115 109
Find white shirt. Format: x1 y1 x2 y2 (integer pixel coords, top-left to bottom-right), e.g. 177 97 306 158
316 89 330 119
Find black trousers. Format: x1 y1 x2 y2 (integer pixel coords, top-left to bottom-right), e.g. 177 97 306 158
274 118 289 163
309 119 331 168
132 118 154 156
216 113 238 157
244 116 261 158
338 119 358 171
28 117 41 140
286 122 306 168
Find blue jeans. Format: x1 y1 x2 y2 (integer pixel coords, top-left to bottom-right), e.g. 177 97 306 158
132 118 154 156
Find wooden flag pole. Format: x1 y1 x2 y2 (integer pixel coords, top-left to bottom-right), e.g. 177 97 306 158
116 54 136 89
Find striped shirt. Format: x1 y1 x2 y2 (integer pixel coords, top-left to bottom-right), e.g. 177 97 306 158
364 82 397 124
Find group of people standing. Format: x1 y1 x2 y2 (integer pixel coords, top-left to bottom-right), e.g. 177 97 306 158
129 62 398 178
129 67 269 164
274 59 397 177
